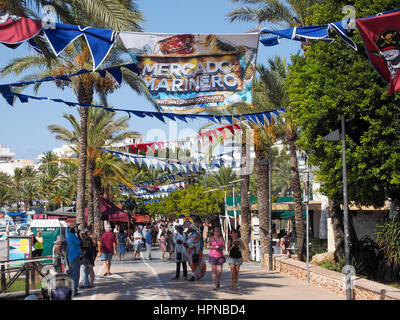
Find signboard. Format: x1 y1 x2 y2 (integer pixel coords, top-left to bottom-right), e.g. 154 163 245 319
120 32 259 113
7 236 32 266
251 216 260 241
180 216 194 227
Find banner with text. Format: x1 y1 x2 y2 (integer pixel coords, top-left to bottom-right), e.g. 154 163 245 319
120 32 258 113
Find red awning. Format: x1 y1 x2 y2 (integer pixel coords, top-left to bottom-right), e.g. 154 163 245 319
131 213 150 223
85 196 129 223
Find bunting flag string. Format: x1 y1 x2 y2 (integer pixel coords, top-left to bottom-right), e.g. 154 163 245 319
0 85 285 126
260 20 357 50
0 12 117 71
119 123 241 155
4 63 138 88
119 181 187 198
134 172 191 188
260 8 400 53
99 147 214 173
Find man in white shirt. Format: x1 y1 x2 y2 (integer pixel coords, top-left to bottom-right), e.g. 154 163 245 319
157 224 164 246
172 225 188 280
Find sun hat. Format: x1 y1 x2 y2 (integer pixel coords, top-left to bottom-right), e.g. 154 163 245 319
53 235 64 244
188 223 198 232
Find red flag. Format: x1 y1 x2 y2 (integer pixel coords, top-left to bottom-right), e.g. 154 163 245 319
356 10 400 95
128 145 137 153
217 127 227 139
0 14 42 44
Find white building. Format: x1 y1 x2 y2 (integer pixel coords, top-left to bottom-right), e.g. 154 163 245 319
0 144 34 176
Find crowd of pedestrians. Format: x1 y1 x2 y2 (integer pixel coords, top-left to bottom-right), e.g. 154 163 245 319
50 217 247 296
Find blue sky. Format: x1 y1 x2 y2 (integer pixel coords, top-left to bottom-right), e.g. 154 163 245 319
0 0 301 161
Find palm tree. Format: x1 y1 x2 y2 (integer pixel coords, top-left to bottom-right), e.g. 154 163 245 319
48 107 139 237
272 158 292 197
205 167 239 189
227 0 317 28
257 56 306 261
0 0 147 230
39 151 59 166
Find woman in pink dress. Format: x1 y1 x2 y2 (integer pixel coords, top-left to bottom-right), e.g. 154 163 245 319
208 226 225 290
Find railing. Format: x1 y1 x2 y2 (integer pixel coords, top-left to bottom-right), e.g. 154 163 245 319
0 256 52 296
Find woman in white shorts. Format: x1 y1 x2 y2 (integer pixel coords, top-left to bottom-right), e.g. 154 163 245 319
228 229 244 290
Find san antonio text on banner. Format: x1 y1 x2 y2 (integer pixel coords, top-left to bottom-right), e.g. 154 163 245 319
156 94 225 106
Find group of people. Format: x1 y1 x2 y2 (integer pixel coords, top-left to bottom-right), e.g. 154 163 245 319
155 220 244 291
46 217 246 295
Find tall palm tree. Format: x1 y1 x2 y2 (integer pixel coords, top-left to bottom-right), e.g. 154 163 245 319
0 0 147 230
48 107 139 237
257 56 306 261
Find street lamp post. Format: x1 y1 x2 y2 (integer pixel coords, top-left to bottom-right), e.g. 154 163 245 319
341 115 351 301
303 166 310 284
229 179 244 231
320 114 351 300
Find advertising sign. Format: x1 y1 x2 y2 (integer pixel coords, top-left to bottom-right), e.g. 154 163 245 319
120 32 259 113
251 216 260 241
7 236 32 266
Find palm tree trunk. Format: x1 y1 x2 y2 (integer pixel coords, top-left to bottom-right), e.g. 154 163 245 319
75 78 93 230
87 159 95 228
329 200 359 262
93 174 103 240
255 145 270 266
240 133 251 261
287 133 306 261
329 200 344 261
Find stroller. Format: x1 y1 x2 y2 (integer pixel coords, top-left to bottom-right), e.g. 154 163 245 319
47 273 74 300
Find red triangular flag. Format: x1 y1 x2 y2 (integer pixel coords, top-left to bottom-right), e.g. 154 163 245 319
356 10 400 95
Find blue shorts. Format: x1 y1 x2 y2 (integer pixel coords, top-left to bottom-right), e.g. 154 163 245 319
101 252 113 261
118 245 126 254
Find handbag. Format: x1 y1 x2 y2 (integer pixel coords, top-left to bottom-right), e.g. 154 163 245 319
221 256 226 263
192 253 200 263
229 246 242 259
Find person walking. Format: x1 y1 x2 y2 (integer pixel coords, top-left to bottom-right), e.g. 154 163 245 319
160 230 167 261
208 226 225 290
157 224 164 247
172 225 188 280
79 228 95 288
186 224 206 281
228 229 243 290
117 229 127 261
52 235 66 273
144 227 153 260
133 226 143 260
202 222 209 248
87 227 98 266
66 221 81 296
166 230 174 260
100 224 117 276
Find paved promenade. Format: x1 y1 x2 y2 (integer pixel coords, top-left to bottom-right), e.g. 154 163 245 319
74 245 343 300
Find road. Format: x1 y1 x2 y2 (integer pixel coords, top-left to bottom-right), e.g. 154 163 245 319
73 245 343 300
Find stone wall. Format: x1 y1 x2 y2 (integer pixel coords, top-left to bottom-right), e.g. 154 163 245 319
271 255 400 300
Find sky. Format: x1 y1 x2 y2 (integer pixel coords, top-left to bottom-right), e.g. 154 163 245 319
0 0 301 161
